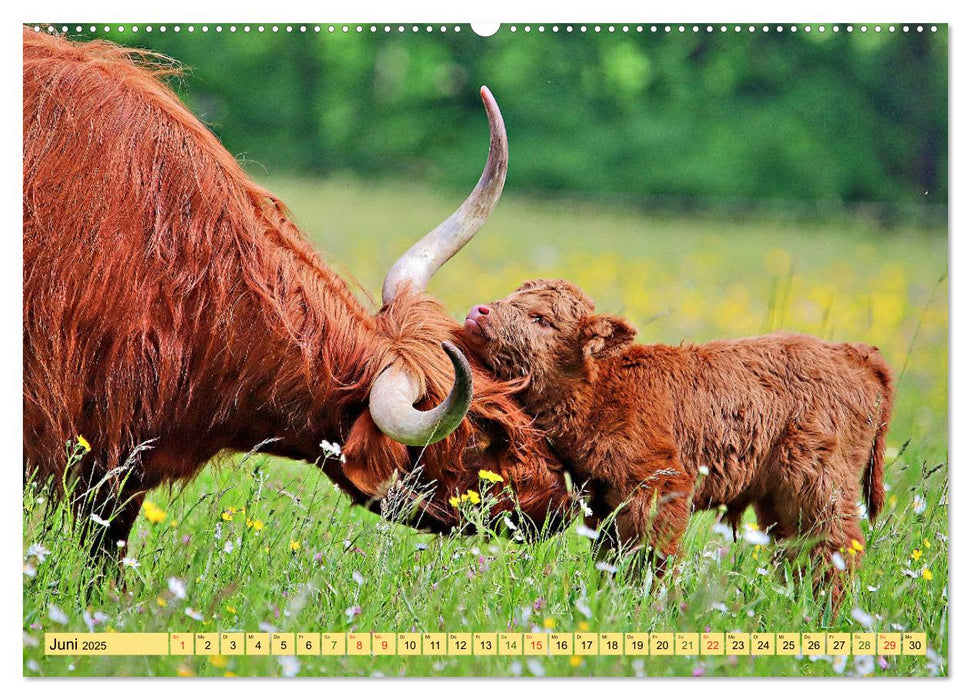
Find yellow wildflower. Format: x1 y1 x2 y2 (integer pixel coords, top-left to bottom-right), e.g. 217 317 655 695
225 605 237 615
142 500 166 524
449 496 461 507
176 666 194 677
221 510 233 521
570 655 582 668
246 518 265 531
543 617 554 629
478 469 503 483
466 490 481 505
208 655 227 668
851 539 864 552
169 520 179 529
224 671 236 677
578 620 590 632
77 435 91 452
924 539 931 548
922 569 933 581
156 596 167 608
912 549 923 561
289 540 301 552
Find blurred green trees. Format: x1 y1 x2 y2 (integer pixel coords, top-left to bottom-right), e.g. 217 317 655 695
98 25 945 212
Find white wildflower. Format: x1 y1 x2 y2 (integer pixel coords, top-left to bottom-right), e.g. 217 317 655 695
26 543 51 563
89 514 110 527
23 563 36 578
344 605 361 623
576 524 599 540
577 496 594 518
503 516 518 531
913 494 927 515
223 539 235 554
258 621 277 633
23 631 38 647
320 440 346 463
575 599 592 618
756 567 770 576
832 552 847 571
352 571 365 586
278 655 300 678
710 601 728 613
527 659 545 677
26 660 40 673
742 528 770 546
509 661 523 677
853 655 875 676
832 655 847 674
711 522 734 541
595 561 617 574
121 557 140 569
698 465 710 476
82 610 108 632
851 607 874 628
167 577 187 600
48 604 68 625
184 607 204 621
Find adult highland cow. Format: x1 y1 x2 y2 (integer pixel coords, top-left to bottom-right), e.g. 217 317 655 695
23 29 572 557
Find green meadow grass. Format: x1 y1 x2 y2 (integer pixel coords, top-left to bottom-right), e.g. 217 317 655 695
23 177 948 677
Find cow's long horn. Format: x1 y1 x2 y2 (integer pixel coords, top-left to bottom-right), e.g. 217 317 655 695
381 85 508 304
369 342 473 446
370 86 506 446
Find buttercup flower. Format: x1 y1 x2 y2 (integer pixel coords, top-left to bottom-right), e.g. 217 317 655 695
478 469 503 483
142 500 166 524
77 435 91 452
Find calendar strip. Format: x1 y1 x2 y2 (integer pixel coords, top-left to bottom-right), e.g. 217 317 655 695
43 631 927 657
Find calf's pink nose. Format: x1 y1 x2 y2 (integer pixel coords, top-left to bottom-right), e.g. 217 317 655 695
477 306 490 316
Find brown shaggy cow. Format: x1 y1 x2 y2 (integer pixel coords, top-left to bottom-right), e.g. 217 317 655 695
463 278 894 598
23 30 572 559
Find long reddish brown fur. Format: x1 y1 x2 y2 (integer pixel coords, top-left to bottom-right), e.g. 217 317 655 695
23 29 571 554
464 279 894 601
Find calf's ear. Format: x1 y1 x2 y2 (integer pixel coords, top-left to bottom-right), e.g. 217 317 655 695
580 314 637 359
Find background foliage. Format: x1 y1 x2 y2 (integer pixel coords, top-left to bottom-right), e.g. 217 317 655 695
99 24 948 216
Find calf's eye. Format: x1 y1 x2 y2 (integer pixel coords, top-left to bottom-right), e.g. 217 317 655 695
531 315 550 327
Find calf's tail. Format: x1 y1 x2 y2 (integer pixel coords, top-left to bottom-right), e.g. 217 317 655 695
851 343 895 519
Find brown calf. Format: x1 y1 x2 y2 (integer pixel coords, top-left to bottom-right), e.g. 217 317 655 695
464 279 893 599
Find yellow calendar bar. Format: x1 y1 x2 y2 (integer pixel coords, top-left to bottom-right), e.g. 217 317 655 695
45 633 169 655
42 631 929 657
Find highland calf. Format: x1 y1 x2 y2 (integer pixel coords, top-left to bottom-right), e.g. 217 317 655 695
464 279 894 599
